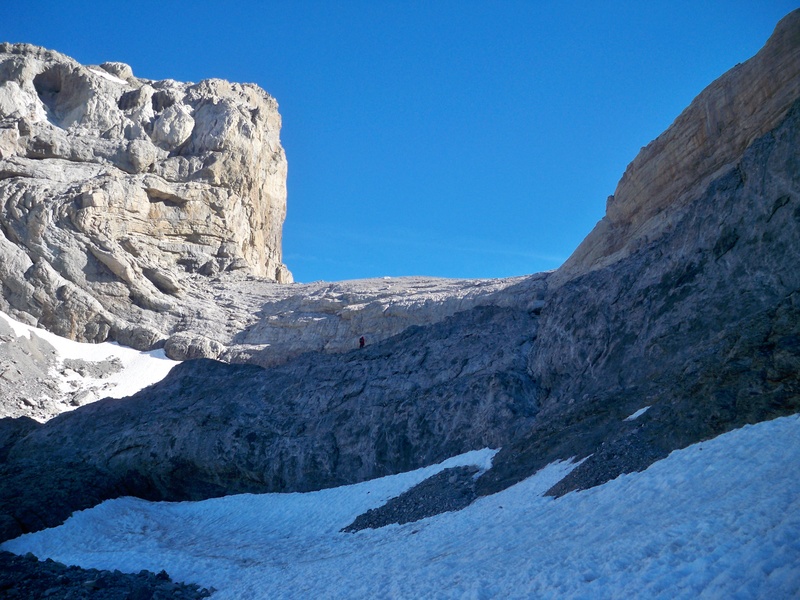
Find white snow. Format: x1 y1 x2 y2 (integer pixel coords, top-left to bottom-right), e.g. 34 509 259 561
88 67 128 85
624 405 651 421
0 311 179 416
4 414 800 598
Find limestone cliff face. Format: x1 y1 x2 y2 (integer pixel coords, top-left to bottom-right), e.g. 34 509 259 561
558 9 800 282
0 44 291 348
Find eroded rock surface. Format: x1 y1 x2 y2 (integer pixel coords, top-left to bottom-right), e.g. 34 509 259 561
0 44 553 374
479 91 800 499
0 43 291 351
0 11 799 554
559 9 800 282
0 304 540 539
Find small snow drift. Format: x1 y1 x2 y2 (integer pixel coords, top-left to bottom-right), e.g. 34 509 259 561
0 311 179 421
3 416 799 599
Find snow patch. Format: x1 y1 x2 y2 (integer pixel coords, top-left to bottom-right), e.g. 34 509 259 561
624 405 651 421
4 416 800 598
0 311 179 418
88 67 128 85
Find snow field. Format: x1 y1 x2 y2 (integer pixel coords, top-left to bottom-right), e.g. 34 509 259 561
4 414 800 598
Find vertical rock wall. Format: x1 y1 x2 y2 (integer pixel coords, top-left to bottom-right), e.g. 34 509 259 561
558 9 800 282
0 43 291 347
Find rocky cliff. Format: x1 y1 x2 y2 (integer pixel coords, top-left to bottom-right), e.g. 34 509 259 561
0 43 291 352
558 10 800 283
0 43 549 365
0 10 799 551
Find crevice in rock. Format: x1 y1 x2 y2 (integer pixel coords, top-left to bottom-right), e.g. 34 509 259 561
145 187 188 207
32 68 62 124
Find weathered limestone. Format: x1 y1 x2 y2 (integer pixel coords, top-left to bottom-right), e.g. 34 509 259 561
1 10 799 550
558 9 800 283
0 43 291 349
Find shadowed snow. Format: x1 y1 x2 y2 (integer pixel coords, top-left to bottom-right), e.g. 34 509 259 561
4 415 799 598
0 311 179 421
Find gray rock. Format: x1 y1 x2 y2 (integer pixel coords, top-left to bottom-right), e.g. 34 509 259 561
0 550 211 599
342 466 480 532
478 96 800 499
0 44 555 371
557 9 800 284
1 10 799 552
0 42 292 353
0 304 539 539
164 331 224 360
0 44 557 376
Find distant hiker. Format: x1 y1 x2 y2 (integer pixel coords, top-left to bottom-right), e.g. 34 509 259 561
359 336 365 348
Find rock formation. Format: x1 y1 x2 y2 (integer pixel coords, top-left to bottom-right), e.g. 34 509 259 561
557 10 800 282
0 44 552 369
1 303 541 537
0 9 798 560
0 43 291 353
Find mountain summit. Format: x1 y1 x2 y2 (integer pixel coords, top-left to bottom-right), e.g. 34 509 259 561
0 43 291 351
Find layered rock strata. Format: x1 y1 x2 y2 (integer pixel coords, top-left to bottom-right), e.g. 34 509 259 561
0 10 799 548
480 95 800 497
0 43 291 352
558 9 800 282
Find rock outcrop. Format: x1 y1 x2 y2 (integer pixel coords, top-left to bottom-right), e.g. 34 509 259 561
0 10 799 553
1 304 540 537
480 94 800 497
558 9 800 283
0 45 550 371
0 43 291 352
0 551 211 599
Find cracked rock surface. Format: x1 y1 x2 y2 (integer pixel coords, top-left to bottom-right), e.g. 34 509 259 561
0 43 291 353
0 10 799 567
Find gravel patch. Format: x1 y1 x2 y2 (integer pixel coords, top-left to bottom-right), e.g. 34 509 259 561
0 550 212 599
342 466 480 532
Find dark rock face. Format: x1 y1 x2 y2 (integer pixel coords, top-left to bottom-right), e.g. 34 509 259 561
0 305 539 541
478 99 800 498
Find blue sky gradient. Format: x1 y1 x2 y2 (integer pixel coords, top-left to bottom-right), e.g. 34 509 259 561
2 1 795 282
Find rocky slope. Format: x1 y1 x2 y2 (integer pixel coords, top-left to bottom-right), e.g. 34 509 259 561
0 311 177 421
0 302 542 536
0 43 542 369
0 9 798 563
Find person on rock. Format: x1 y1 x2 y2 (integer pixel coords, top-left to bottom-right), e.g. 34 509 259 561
359 336 365 348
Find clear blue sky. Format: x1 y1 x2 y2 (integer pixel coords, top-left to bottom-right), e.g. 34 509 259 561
2 1 795 282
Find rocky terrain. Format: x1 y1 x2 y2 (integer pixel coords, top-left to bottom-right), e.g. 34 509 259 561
0 43 291 353
0 8 799 597
0 42 548 368
0 311 177 421
557 8 800 283
0 550 212 599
